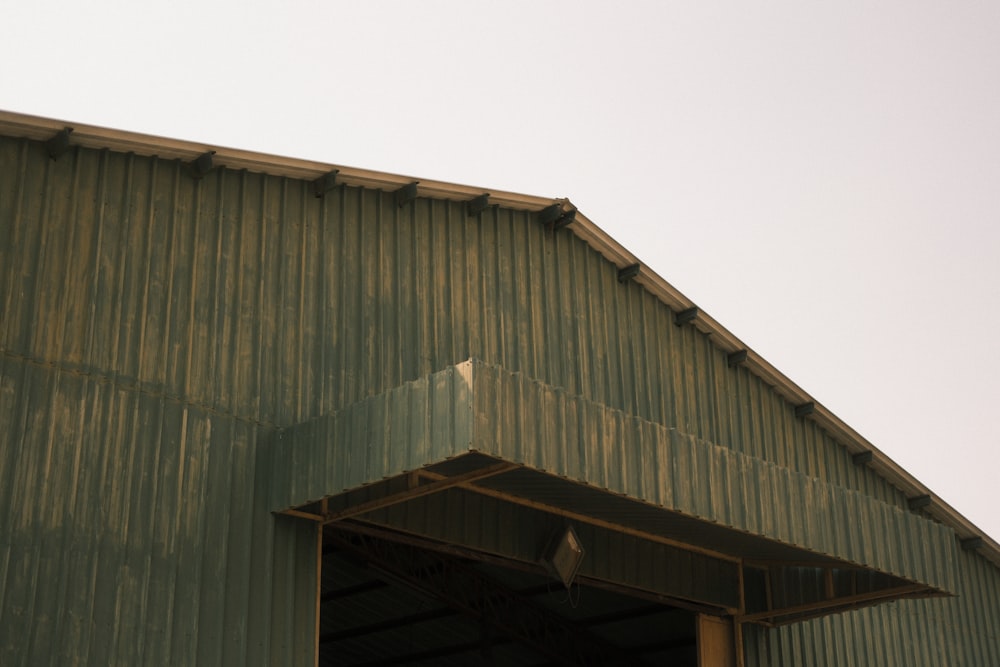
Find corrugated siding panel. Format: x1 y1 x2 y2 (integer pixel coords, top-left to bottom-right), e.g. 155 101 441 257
461 204 910 509
272 362 474 510
468 361 955 592
0 135 907 507
744 552 1000 667
2 131 998 664
0 137 325 665
0 358 316 666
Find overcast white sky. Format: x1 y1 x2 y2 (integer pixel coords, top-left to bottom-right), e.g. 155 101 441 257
2 1 999 541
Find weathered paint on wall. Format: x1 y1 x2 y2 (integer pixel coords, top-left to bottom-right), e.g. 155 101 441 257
1 127 998 665
0 356 317 665
0 133 908 504
0 138 324 664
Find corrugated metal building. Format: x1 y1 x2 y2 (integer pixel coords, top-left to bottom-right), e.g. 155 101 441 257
0 110 997 666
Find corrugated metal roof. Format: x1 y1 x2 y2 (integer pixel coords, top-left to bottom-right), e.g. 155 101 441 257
1 108 991 568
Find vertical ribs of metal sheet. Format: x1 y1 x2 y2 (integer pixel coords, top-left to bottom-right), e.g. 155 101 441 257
0 134 906 512
741 545 1000 665
467 361 954 592
3 132 998 664
273 361 475 510
468 203 911 510
744 587 998 666
0 138 318 664
0 361 316 665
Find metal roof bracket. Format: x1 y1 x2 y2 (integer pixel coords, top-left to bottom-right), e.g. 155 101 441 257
618 263 641 283
551 208 576 230
466 193 491 216
852 451 874 466
312 169 339 198
728 349 749 367
962 537 984 551
186 151 216 179
674 306 698 326
45 127 73 160
395 181 419 207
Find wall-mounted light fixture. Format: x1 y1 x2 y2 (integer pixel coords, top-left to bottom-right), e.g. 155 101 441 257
541 525 585 589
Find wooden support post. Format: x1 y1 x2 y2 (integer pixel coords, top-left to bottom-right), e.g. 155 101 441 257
697 615 736 667
313 522 323 667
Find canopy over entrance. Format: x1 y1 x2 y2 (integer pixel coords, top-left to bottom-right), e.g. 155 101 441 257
272 360 953 632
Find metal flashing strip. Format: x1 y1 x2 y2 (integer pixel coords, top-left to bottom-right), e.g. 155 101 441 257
2 108 995 566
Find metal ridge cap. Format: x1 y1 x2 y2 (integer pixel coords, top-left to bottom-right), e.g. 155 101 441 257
3 107 998 562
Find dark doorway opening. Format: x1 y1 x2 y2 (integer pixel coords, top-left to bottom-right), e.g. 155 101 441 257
318 523 698 666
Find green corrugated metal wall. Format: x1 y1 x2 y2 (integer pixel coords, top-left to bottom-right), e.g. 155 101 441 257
276 360 955 591
0 137 322 664
744 544 1000 665
0 131 908 494
2 130 998 664
468 361 957 592
0 358 317 665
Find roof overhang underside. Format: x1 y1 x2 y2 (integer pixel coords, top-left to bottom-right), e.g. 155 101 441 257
271 360 955 624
